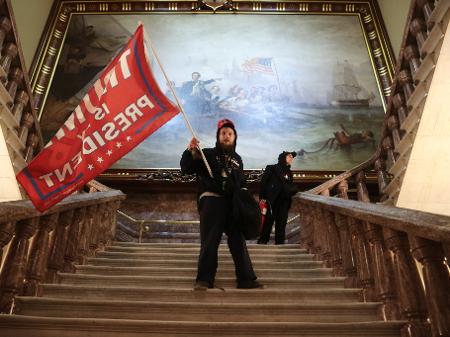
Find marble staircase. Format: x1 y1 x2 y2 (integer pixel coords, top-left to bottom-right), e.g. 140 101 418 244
0 241 405 336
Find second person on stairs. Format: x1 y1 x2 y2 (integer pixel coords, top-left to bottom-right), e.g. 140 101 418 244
258 151 299 245
180 118 264 290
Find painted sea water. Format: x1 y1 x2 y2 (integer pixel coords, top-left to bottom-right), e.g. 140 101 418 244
113 105 383 170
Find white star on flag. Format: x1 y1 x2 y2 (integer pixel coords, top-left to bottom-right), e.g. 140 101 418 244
97 157 104 163
116 142 122 148
126 136 132 141
87 164 94 171
107 150 113 156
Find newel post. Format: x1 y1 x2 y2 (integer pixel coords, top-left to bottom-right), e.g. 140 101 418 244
0 218 37 313
46 210 74 283
0 222 15 266
22 213 58 296
334 213 358 288
383 228 430 337
298 204 314 253
409 236 450 337
63 207 86 273
322 210 343 276
77 205 96 264
364 223 400 320
317 190 332 265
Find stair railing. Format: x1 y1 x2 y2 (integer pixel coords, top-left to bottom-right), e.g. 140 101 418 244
0 189 125 314
116 209 301 243
0 0 44 174
117 210 200 243
296 2 450 336
296 191 450 337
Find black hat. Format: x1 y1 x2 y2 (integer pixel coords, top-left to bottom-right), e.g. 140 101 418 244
278 151 296 166
280 151 297 158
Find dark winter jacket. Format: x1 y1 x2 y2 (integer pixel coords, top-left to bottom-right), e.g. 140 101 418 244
259 161 298 207
180 147 246 200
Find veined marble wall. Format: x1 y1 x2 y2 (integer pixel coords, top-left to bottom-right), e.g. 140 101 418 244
0 126 22 201
377 0 411 57
11 0 54 70
396 21 450 216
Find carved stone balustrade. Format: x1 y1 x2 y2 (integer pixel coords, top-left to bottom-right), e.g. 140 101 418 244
0 189 126 313
427 0 450 33
0 221 14 266
410 17 428 52
420 0 435 30
382 136 396 169
392 93 407 126
386 115 402 148
76 204 96 265
297 192 450 337
0 42 17 79
299 5 450 335
383 228 430 337
324 209 343 276
403 45 421 78
347 176 376 302
63 207 86 273
0 16 11 52
0 0 44 171
333 213 358 288
6 67 23 104
374 158 389 194
409 236 450 337
11 90 28 126
88 204 102 257
0 217 37 312
364 223 400 321
23 133 39 163
22 213 58 297
397 69 415 100
18 112 33 145
45 209 74 283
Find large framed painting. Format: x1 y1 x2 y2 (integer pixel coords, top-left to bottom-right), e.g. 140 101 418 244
31 0 395 182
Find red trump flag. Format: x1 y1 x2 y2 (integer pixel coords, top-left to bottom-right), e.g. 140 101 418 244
16 25 179 211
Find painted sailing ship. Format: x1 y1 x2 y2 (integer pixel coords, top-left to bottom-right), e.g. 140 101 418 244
328 61 375 108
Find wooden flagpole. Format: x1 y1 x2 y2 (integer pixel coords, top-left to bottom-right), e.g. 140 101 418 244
138 23 213 178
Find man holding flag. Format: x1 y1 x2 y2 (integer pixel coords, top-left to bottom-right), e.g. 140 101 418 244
17 24 180 212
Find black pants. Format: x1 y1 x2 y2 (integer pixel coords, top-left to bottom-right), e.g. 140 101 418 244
197 196 257 286
259 197 290 244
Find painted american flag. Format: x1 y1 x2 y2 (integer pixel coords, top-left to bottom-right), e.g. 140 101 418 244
242 57 274 74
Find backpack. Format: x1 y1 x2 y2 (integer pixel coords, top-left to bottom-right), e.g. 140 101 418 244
232 189 262 240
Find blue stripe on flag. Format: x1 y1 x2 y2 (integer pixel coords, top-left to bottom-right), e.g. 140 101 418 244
23 167 84 201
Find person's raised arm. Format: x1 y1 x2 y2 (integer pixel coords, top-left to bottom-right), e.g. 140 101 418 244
180 137 202 175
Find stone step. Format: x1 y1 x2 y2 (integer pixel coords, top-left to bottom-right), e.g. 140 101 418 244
139 237 202 243
87 257 324 269
106 246 309 255
96 251 312 262
41 284 362 303
74 265 333 278
136 224 201 234
128 221 300 234
136 237 299 244
141 232 201 239
113 242 302 249
57 273 346 289
0 315 405 337
15 297 380 323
